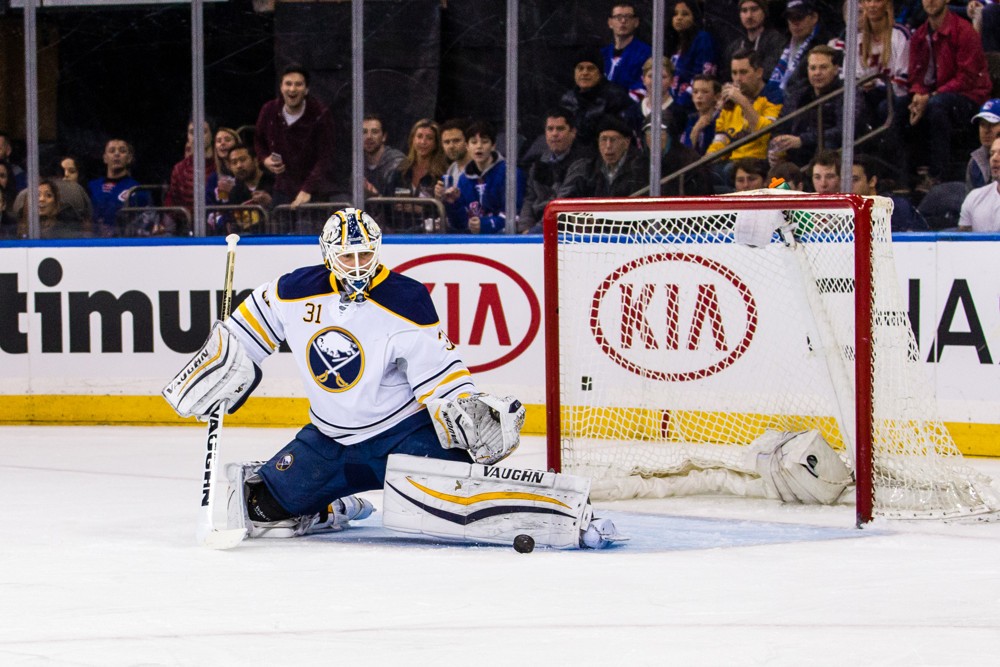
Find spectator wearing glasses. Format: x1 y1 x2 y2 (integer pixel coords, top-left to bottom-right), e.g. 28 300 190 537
602 3 652 103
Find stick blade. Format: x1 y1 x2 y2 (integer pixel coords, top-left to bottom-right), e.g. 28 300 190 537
198 526 248 550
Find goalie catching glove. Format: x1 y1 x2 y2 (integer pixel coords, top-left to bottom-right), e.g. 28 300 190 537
426 393 526 465
162 321 262 419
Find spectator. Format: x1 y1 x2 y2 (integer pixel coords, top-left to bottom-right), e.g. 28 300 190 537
627 57 687 141
0 130 26 192
968 99 1000 191
519 109 594 233
0 159 16 218
0 190 12 238
967 1 1000 52
165 120 217 231
720 0 786 84
17 179 90 239
387 119 447 200
854 0 911 111
768 160 806 190
213 127 240 178
385 119 448 232
767 0 837 115
643 120 713 195
362 113 405 197
214 144 275 235
254 64 335 208
810 149 842 193
905 0 991 191
707 49 783 163
437 118 471 200
681 74 723 155
88 138 150 236
959 136 1000 231
602 2 652 102
668 0 718 112
559 48 639 147
851 153 929 231
208 127 241 207
445 121 525 234
58 155 86 186
565 115 646 197
37 157 93 225
770 45 860 166
732 157 770 191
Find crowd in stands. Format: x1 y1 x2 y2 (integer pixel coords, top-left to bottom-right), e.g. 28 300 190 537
2 0 999 239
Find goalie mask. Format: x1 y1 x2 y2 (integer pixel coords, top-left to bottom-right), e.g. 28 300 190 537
320 208 382 300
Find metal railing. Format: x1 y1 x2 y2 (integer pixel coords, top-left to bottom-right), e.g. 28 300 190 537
632 73 892 196
109 191 449 237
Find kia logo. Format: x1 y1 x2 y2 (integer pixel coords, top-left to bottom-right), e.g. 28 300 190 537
394 253 541 373
591 253 757 381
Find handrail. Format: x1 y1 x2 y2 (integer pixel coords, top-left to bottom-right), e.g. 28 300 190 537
631 72 891 196
367 196 448 233
116 205 192 236
205 204 270 234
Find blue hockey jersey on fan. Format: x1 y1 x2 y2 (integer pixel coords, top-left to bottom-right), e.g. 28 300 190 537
226 264 477 445
444 152 525 234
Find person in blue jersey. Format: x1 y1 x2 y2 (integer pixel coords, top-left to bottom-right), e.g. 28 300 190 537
444 121 526 234
602 2 653 103
162 208 623 548
87 138 151 236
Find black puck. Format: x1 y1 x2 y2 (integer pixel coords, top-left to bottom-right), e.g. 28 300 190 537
513 534 535 553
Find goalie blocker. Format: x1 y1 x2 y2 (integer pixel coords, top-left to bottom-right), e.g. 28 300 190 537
382 454 625 549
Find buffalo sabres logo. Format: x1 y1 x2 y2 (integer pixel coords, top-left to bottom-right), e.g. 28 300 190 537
307 327 365 392
275 454 294 471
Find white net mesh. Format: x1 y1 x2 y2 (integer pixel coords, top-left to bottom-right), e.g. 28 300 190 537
551 195 998 519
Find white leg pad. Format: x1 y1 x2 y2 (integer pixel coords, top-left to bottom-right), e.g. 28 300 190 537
382 454 594 549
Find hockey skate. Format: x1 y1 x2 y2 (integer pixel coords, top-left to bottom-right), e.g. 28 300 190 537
225 462 375 539
296 495 376 535
580 517 627 549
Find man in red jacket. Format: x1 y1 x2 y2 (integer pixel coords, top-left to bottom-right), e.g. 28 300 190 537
906 0 991 190
254 65 335 208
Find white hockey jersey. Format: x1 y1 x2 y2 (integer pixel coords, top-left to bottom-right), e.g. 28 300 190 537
226 264 477 444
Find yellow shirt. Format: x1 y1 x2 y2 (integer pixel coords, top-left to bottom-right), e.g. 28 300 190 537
707 93 783 161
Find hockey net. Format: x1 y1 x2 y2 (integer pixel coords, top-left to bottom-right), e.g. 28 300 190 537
543 194 999 523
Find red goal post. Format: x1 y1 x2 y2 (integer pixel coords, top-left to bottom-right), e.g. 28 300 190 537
542 194 997 526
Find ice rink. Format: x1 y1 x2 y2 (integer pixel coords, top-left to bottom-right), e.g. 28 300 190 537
4 425 1000 666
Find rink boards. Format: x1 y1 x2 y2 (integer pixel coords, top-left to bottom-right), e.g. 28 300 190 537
1 233 999 456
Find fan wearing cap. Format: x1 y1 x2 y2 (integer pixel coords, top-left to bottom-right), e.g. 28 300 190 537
766 0 836 116
565 114 645 197
559 47 640 148
959 136 1000 232
967 99 1000 192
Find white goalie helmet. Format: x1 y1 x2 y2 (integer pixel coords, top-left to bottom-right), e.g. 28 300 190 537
320 207 382 298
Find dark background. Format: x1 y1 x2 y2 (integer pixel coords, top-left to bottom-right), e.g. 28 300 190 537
0 0 857 192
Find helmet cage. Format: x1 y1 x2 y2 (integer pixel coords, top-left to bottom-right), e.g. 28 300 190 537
320 208 382 295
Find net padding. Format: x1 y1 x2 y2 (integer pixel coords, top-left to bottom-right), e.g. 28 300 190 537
553 196 998 519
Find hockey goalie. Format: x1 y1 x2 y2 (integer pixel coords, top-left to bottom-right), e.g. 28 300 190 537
162 207 623 549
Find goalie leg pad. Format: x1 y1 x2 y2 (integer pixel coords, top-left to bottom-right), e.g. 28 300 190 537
426 393 526 465
162 321 262 419
754 430 854 504
382 453 593 549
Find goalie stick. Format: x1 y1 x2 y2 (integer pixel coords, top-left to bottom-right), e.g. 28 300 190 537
196 233 247 550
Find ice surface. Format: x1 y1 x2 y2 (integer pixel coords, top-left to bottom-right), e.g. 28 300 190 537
3 425 1000 666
